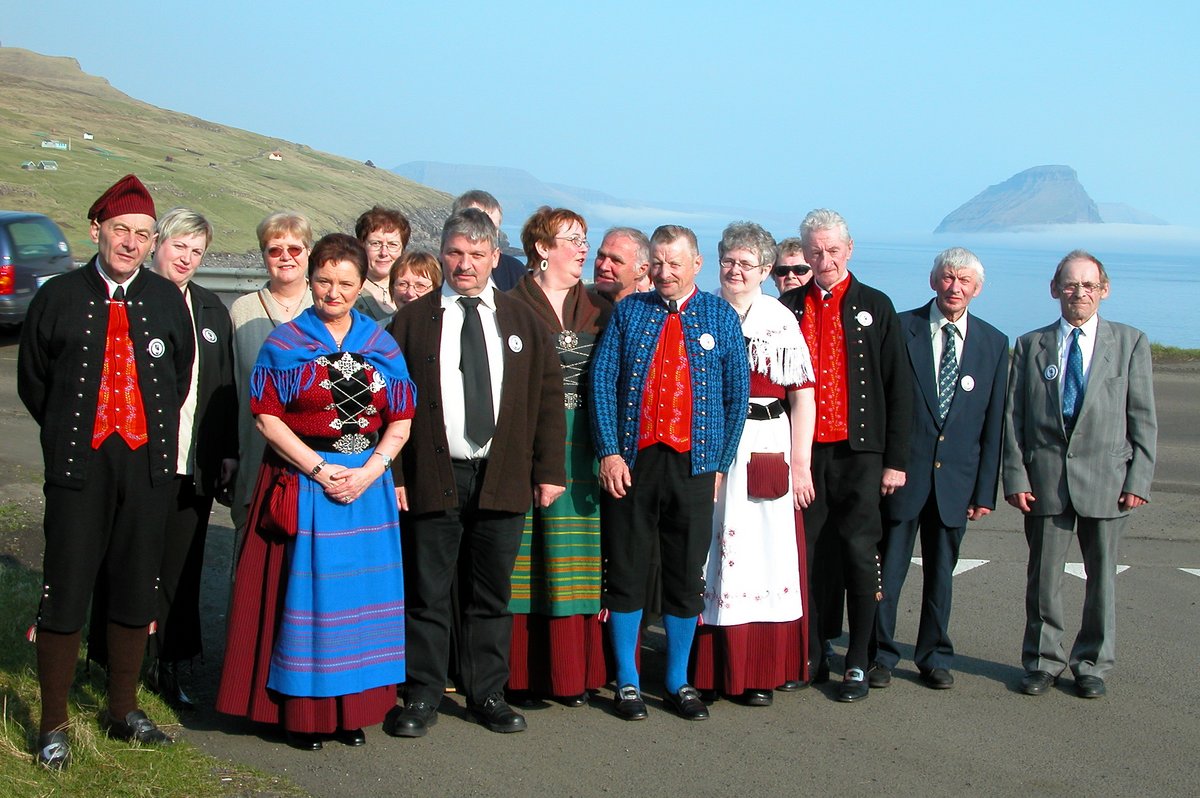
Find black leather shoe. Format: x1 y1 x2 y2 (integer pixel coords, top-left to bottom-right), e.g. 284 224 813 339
614 685 648 720
102 710 173 744
741 689 773 707
664 685 709 720
776 679 806 692
471 693 527 733
1075 675 1106 699
1020 670 1055 696
286 731 323 751
920 668 954 690
34 730 70 771
868 662 892 688
335 727 366 746
559 692 589 707
382 702 438 738
813 658 831 684
146 660 196 711
837 669 869 703
506 689 542 708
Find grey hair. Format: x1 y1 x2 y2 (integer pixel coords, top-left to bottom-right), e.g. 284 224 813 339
718 221 776 271
649 225 700 258
452 189 502 216
155 207 213 249
799 208 851 246
441 207 498 251
931 246 985 285
602 226 650 266
776 236 805 261
1053 249 1110 286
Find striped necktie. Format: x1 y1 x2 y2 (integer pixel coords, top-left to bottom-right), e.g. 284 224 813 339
1062 327 1084 434
937 323 958 422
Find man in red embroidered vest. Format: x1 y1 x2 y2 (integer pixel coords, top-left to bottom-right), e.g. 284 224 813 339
18 175 195 769
778 209 911 703
592 225 749 721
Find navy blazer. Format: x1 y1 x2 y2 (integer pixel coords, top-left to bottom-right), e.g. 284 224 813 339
884 301 1008 528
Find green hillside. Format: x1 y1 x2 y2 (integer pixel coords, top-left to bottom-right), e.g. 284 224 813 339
0 47 451 254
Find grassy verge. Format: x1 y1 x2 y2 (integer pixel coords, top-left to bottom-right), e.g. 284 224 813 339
0 513 304 796
1150 343 1200 363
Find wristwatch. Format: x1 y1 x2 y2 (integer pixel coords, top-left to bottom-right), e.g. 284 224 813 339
374 451 393 469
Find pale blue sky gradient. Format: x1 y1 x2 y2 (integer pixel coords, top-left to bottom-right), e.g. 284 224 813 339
6 1 1198 234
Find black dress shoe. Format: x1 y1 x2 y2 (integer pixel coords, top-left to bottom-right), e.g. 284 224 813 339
741 689 773 707
558 692 589 707
664 685 709 720
286 731 323 751
506 689 541 708
102 710 173 744
35 730 70 771
1075 675 1106 699
334 727 366 746
146 660 196 711
382 702 438 738
837 669 869 703
920 668 954 690
1020 670 1055 696
813 658 831 684
776 679 806 692
868 662 892 688
614 685 648 720
471 693 527 733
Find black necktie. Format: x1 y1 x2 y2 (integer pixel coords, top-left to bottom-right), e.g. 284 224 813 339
459 296 495 447
112 285 125 302
667 299 679 314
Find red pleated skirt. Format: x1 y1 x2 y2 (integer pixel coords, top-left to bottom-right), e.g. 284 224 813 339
507 613 609 696
214 459 397 733
691 509 810 693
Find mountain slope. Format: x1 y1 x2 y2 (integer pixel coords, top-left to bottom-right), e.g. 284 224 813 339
0 47 450 252
934 165 1102 233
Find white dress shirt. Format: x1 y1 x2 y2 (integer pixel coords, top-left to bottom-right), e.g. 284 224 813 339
439 280 505 459
1057 313 1099 406
930 310 968 382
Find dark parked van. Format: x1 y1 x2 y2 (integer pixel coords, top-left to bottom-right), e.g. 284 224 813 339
0 211 76 327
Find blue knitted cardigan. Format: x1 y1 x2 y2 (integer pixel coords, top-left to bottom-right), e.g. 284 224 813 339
589 290 749 475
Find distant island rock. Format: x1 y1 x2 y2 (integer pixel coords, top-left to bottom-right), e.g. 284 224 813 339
935 165 1102 233
1095 202 1168 225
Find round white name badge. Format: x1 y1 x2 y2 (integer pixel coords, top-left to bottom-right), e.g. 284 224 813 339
1044 364 1058 381
202 327 218 344
856 311 873 327
148 338 166 358
960 375 975 392
508 335 523 353
699 333 716 350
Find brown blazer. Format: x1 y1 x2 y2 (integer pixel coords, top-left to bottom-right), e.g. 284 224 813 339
388 288 566 515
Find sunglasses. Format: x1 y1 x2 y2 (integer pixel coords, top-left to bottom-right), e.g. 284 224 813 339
265 244 305 259
772 265 812 277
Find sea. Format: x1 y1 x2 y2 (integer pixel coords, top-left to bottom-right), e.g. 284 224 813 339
674 225 1200 348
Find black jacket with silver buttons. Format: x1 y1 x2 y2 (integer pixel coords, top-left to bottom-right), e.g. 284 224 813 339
18 257 195 489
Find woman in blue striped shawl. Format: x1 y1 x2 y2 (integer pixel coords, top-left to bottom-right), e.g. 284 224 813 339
217 234 415 750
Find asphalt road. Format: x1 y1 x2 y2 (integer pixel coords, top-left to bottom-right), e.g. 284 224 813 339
1 331 1198 798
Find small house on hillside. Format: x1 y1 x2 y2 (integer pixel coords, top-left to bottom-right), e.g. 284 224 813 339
37 160 59 170
20 161 35 170
40 139 67 150
83 132 94 141
268 151 283 161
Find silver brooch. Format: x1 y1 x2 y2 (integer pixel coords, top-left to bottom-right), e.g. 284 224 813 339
557 330 580 350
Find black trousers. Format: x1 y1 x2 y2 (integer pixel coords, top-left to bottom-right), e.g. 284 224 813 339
41 436 172 632
600 444 715 617
874 494 966 671
802 442 884 671
402 459 524 706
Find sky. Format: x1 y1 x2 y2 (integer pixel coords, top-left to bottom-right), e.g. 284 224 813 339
5 1 1199 235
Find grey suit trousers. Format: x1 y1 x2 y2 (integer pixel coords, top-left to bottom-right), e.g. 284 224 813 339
1022 508 1127 679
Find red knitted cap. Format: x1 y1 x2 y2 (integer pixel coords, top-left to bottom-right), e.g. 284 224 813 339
87 174 156 222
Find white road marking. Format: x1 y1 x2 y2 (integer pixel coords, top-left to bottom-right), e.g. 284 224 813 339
1180 568 1200 578
1064 563 1130 579
909 557 989 575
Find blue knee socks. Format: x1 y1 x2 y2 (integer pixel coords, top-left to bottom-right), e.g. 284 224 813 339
662 614 698 694
608 610 642 691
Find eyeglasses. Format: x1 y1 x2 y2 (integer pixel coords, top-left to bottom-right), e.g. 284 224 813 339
265 244 305 259
556 235 590 250
772 265 812 278
719 258 761 271
366 240 404 255
1058 281 1104 294
393 280 433 293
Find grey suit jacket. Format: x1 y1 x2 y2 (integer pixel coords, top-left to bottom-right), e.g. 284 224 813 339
1001 316 1157 519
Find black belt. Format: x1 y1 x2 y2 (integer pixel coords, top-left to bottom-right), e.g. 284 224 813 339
298 431 379 454
747 399 786 421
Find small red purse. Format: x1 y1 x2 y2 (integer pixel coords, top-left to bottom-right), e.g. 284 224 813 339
261 469 299 537
746 452 789 500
